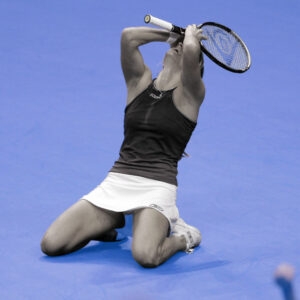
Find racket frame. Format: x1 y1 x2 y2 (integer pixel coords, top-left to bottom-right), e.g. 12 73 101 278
199 21 251 73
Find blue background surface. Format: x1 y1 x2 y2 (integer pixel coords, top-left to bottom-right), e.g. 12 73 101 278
1 0 299 299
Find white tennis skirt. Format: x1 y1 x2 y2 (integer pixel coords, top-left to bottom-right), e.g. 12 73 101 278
81 172 179 229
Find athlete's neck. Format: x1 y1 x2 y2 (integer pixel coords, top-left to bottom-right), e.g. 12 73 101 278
155 69 180 91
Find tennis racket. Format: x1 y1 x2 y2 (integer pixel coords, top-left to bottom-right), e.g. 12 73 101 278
144 14 251 73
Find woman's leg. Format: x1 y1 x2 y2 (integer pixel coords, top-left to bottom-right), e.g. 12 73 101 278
41 200 125 256
131 208 186 268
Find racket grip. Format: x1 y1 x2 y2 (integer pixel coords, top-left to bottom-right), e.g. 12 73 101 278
144 14 185 35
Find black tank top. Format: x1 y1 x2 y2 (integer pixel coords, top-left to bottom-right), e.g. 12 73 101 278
110 81 196 186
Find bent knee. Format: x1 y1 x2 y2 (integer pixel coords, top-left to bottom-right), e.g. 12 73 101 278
40 233 64 256
132 245 161 268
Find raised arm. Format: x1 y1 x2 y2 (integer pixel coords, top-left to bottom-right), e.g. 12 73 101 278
120 27 170 103
181 25 206 105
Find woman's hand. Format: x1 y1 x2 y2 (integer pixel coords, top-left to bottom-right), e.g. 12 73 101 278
167 32 184 47
185 24 207 43
168 25 206 47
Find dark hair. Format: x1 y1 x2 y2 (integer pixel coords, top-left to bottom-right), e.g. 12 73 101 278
199 51 204 78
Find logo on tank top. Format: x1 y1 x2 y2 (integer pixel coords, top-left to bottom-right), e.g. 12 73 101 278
149 92 163 99
149 87 165 100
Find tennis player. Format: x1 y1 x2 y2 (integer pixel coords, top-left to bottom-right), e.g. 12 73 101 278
41 24 206 268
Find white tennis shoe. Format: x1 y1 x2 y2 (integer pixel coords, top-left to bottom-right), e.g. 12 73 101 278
172 218 202 253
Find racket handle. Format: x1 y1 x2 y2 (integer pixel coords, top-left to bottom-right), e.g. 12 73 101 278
144 14 185 35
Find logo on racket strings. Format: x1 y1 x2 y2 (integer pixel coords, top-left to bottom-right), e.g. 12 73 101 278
203 27 239 67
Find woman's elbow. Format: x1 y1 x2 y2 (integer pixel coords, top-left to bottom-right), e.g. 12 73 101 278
121 27 136 42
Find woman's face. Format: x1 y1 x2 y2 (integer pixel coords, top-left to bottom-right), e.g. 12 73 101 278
163 42 184 68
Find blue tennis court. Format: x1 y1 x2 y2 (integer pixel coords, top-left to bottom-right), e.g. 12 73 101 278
1 0 299 299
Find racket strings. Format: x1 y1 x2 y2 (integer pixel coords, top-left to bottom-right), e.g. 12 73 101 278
201 25 249 71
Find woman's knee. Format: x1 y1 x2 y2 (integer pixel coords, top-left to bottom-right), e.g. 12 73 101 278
40 231 62 256
131 243 161 268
